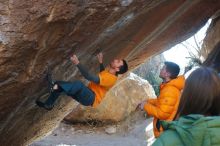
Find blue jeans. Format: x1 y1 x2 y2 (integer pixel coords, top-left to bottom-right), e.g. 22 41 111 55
45 80 95 106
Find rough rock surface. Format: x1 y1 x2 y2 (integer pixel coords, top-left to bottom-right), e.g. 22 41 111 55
64 73 156 123
202 16 220 65
0 0 220 145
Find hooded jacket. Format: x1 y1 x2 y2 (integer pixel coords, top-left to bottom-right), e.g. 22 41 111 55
153 114 220 146
144 75 185 137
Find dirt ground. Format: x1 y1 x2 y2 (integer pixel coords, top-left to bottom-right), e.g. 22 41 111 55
31 111 154 146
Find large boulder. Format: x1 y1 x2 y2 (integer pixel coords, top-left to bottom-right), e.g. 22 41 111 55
65 73 156 122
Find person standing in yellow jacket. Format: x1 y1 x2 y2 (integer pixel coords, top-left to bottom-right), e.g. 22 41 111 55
139 61 185 138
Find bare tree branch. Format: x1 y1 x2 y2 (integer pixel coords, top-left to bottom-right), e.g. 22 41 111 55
180 33 208 67
193 35 201 50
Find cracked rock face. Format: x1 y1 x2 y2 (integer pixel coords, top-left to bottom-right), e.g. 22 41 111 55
0 0 220 145
202 15 220 66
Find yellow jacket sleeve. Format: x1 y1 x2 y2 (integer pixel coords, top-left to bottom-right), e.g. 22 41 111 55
147 99 157 105
144 86 179 120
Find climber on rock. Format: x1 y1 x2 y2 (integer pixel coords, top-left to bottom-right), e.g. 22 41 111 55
36 52 128 110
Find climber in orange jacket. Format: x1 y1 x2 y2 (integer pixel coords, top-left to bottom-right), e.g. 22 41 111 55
139 61 185 138
36 52 128 110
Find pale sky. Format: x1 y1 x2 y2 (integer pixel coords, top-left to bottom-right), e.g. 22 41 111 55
163 19 211 73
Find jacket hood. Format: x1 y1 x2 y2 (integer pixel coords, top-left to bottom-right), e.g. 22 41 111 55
161 114 220 146
165 75 185 90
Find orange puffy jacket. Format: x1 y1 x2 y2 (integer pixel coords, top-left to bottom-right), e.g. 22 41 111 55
144 75 185 137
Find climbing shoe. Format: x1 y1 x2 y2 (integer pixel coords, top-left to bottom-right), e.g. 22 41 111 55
45 65 55 93
36 100 53 110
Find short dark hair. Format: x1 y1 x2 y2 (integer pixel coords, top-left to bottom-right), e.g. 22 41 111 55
212 62 220 73
176 67 220 119
164 61 180 79
116 59 128 75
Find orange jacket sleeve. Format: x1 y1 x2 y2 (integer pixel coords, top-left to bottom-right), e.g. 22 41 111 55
144 86 179 120
147 99 157 105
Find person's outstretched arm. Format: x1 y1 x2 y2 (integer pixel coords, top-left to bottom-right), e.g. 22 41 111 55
97 52 105 72
70 54 100 84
